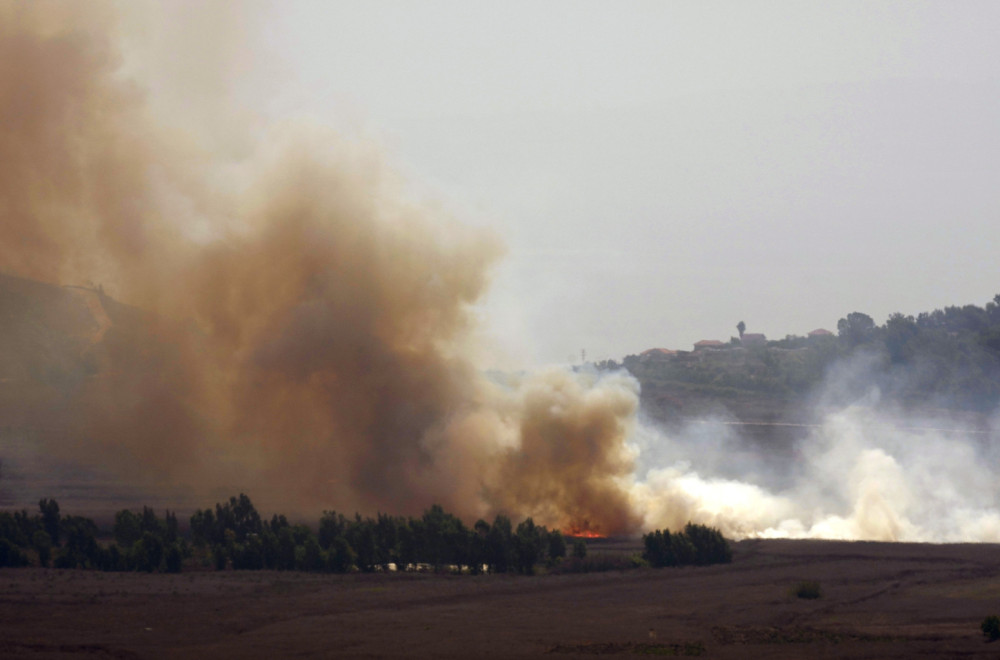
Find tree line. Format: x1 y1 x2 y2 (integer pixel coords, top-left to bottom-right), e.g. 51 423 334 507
0 498 185 572
618 294 1000 411
1 495 733 575
188 495 583 575
641 523 732 567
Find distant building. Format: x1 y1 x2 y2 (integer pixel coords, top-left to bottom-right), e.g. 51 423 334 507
640 348 676 362
693 340 725 350
740 333 766 347
808 328 834 338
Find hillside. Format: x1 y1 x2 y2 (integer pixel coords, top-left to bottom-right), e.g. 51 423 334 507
3 273 1000 518
0 273 182 515
3 539 1000 658
602 297 1000 440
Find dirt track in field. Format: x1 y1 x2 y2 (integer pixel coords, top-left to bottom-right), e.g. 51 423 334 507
3 539 1000 658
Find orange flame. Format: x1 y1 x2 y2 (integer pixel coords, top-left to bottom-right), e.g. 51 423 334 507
569 530 606 539
564 524 606 539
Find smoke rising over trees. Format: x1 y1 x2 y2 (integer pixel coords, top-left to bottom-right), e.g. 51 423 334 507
2 495 641 575
4 3 1000 546
0 2 645 536
623 295 1000 412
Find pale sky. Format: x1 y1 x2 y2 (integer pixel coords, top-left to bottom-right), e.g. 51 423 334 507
190 1 1000 365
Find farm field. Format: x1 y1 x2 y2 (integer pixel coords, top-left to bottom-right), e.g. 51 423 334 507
2 539 1000 658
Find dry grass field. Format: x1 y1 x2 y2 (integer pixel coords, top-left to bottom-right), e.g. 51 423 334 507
2 539 1000 658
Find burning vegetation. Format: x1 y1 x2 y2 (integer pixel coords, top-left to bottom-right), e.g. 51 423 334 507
563 525 607 539
1 494 733 576
0 1 645 536
5 3 1000 548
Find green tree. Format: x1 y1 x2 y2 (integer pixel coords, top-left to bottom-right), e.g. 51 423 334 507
38 498 60 546
327 536 355 573
301 537 325 572
114 510 142 549
232 535 264 570
837 311 876 346
348 517 377 572
104 544 125 571
215 493 263 543
419 505 469 571
134 531 164 572
514 518 543 575
189 508 217 547
0 512 28 547
32 530 51 567
374 513 399 571
883 313 918 364
683 523 732 565
0 538 28 567
669 533 696 566
547 529 567 563
164 544 183 573
140 506 161 537
397 519 418 572
318 511 348 550
164 511 179 544
486 515 514 573
277 526 298 571
212 544 227 570
642 529 674 567
981 615 1000 641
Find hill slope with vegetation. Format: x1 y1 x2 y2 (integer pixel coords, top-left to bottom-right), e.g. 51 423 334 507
609 294 1000 423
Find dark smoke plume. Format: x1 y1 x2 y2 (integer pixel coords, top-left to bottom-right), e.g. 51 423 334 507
0 2 642 534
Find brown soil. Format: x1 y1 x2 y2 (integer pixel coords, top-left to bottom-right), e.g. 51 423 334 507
3 539 1000 658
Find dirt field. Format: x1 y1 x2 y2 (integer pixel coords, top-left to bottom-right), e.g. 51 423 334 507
2 539 1000 658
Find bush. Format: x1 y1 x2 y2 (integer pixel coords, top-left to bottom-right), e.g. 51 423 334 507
0 538 28 567
792 581 822 599
8 495 628 578
38 498 60 546
113 510 143 549
642 524 731 568
32 530 51 567
212 545 228 571
327 536 355 573
683 523 732 565
300 537 325 572
981 615 1000 641
164 544 183 573
58 515 101 569
101 544 126 572
547 530 567 563
643 530 675 567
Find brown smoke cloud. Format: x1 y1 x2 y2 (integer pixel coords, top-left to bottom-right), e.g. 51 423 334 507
0 1 644 534
483 370 643 535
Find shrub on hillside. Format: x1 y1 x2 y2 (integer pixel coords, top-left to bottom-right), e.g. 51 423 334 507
642 524 731 568
982 615 1000 641
792 581 822 599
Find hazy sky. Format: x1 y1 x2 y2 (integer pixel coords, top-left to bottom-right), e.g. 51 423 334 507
167 1 1000 365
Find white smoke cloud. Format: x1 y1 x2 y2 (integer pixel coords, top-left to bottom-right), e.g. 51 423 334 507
630 392 1000 542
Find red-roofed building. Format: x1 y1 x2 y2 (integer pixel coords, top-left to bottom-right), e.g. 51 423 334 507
693 340 725 350
641 347 676 359
808 328 834 337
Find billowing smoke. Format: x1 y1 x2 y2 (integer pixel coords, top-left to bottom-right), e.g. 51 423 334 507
0 1 640 534
631 362 1000 542
5 4 999 542
482 369 643 535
